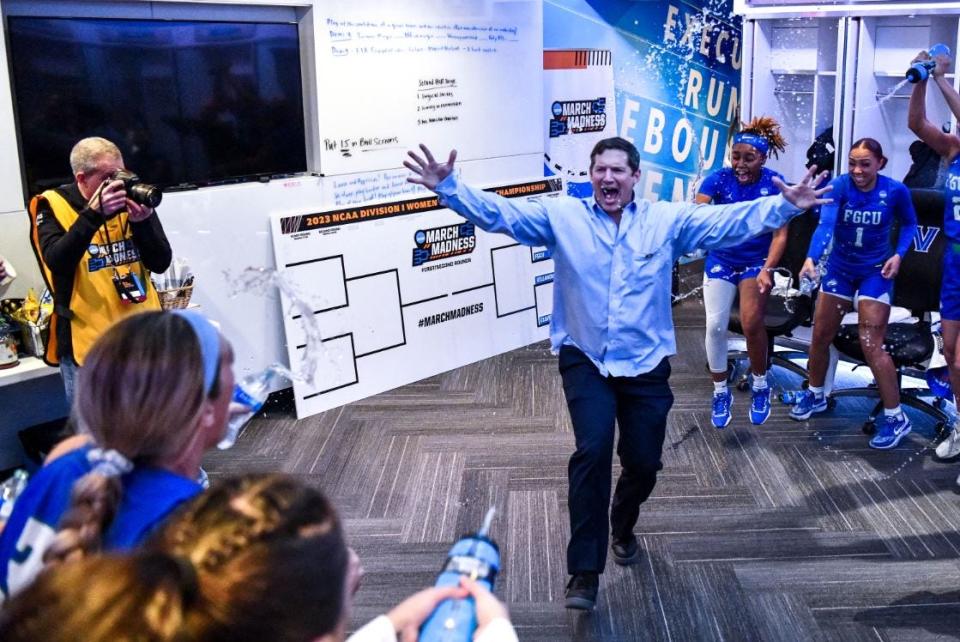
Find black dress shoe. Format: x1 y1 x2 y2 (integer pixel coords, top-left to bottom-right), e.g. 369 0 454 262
611 535 641 566
564 572 599 610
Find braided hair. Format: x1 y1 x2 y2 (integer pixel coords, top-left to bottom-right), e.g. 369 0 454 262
43 311 220 566
151 473 348 641
739 115 787 159
0 474 348 642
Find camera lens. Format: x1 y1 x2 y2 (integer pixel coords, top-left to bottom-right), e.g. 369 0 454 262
128 183 162 208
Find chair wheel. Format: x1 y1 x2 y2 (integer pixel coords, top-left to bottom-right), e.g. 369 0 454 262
862 420 877 435
935 422 949 439
736 378 750 392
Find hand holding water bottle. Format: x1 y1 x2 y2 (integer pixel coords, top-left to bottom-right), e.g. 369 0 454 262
798 258 819 293
907 44 951 83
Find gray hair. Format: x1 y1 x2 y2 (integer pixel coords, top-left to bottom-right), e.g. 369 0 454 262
69 137 122 175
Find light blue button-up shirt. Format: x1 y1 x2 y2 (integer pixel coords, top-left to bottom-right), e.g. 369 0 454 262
436 174 801 377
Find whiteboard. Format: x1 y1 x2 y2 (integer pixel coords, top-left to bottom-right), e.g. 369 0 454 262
270 177 560 419
314 0 542 176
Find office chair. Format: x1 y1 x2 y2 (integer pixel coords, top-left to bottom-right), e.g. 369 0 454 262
726 209 819 389
830 188 951 436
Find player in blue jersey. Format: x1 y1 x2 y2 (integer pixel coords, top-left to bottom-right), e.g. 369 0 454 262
696 116 789 428
790 138 918 449
909 50 960 469
0 310 237 601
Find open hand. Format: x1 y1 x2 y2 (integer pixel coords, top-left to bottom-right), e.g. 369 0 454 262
772 165 832 211
404 144 457 191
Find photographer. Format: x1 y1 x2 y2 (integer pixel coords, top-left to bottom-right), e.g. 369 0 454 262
28 137 170 403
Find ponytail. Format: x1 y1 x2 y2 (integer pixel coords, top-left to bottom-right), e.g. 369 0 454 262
42 448 132 566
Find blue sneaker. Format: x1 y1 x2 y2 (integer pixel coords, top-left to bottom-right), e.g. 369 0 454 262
789 389 828 421
750 387 771 425
712 390 732 428
869 414 912 450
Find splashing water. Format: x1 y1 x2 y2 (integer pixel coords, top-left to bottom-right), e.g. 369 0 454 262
224 266 335 388
867 78 911 112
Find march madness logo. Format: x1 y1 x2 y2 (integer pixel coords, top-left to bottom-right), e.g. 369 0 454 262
549 98 607 138
413 222 476 267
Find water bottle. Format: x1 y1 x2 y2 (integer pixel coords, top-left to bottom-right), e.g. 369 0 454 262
218 369 274 450
420 508 500 642
0 470 29 520
906 43 951 83
799 274 816 297
779 390 799 405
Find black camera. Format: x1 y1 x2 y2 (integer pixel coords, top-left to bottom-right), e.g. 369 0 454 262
112 169 162 208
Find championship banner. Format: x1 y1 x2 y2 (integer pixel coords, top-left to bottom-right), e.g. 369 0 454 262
543 49 617 198
544 0 741 202
271 179 561 419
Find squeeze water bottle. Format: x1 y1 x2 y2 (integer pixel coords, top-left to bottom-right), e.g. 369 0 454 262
906 43 951 83
799 274 817 297
0 470 29 520
218 369 274 450
420 508 500 642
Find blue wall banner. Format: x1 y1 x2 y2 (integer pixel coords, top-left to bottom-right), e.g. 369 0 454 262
544 0 741 202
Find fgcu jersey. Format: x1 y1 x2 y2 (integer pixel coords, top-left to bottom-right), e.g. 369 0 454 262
700 167 784 266
944 155 960 242
0 447 201 602
826 175 913 273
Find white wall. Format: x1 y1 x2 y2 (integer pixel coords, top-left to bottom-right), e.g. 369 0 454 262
743 12 960 184
0 0 543 382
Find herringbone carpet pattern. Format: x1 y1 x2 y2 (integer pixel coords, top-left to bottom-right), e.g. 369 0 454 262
204 299 960 641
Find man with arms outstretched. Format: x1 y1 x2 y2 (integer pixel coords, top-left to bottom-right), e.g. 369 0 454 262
405 138 830 610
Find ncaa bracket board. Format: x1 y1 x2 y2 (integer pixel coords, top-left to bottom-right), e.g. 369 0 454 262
271 179 561 419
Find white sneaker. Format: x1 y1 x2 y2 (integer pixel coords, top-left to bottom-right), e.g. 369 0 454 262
935 427 960 460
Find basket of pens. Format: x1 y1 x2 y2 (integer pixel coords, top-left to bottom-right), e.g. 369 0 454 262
157 284 194 310
153 258 195 311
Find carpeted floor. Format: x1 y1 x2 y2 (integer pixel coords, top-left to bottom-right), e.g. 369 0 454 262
204 297 960 641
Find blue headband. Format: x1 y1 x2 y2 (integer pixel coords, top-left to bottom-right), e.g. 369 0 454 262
733 132 769 156
172 309 220 396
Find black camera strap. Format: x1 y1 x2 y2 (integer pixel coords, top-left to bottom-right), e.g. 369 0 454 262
95 183 148 299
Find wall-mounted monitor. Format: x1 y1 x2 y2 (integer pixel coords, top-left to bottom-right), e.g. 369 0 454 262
6 16 307 196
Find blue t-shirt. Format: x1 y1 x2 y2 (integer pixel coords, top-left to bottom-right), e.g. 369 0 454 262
808 174 918 274
944 155 960 242
698 167 784 265
0 446 201 600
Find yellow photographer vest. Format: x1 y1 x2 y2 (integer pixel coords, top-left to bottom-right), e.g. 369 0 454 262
28 190 161 366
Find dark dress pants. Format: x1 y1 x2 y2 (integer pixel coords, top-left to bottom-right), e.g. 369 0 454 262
558 345 674 574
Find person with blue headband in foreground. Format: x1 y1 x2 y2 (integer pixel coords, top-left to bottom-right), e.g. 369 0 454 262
404 137 832 611
0 310 237 602
695 116 789 428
